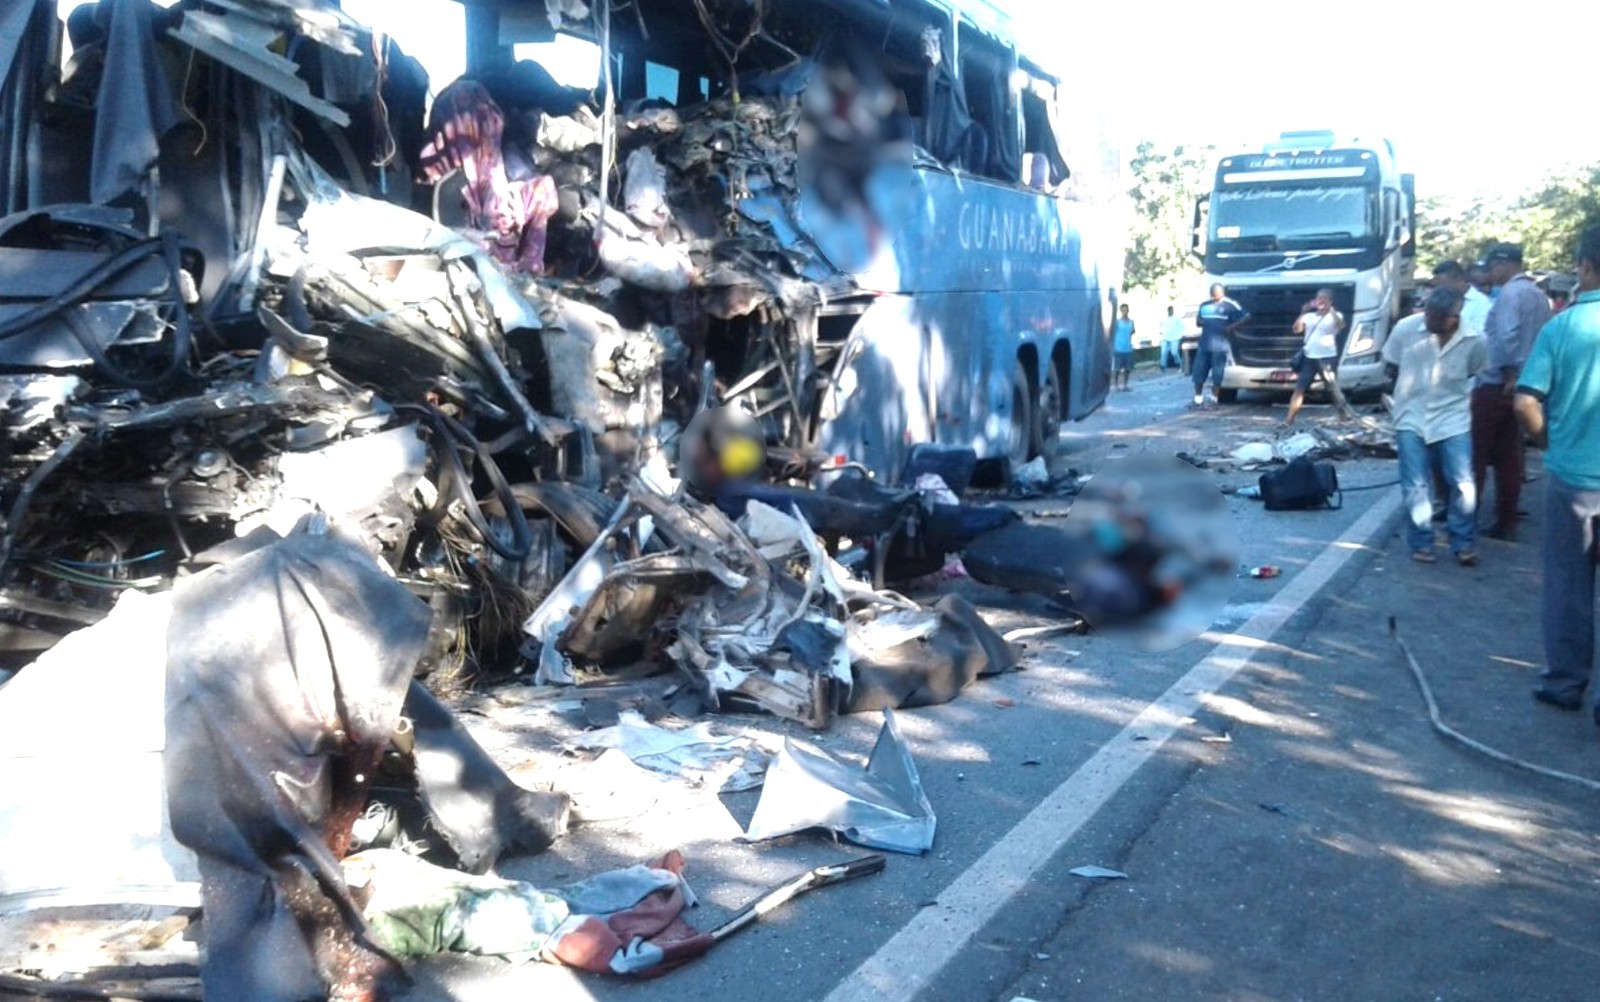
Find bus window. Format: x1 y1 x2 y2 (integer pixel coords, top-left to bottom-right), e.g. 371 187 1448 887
511 33 600 89
1020 79 1069 192
644 62 679 104
955 24 1021 184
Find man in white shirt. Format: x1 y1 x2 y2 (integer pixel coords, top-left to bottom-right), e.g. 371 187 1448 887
1283 288 1347 426
1383 285 1488 564
1158 305 1187 374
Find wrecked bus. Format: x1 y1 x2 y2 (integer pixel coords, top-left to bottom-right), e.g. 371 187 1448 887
455 0 1116 477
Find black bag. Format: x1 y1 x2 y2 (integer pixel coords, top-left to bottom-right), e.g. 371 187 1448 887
1289 349 1306 371
1259 456 1342 510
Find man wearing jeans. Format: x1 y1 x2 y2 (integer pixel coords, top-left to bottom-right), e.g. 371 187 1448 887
1191 284 1248 408
1514 225 1600 720
1385 286 1486 564
1474 242 1551 540
1159 305 1187 373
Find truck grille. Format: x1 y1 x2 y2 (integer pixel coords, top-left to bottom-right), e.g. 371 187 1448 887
1226 284 1355 368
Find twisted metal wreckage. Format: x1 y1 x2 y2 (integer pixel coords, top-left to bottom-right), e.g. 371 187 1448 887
0 0 1065 998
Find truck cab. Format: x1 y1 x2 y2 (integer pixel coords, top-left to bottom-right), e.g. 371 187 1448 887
1192 131 1416 400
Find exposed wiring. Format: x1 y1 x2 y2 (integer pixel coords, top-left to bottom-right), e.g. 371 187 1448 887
30 562 164 590
370 30 398 170
690 0 765 101
0 230 193 390
1341 478 1400 491
178 45 209 155
34 549 166 569
399 405 534 564
1390 616 1600 794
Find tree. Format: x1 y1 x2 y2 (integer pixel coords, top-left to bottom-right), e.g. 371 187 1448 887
1417 162 1600 272
1123 140 1214 299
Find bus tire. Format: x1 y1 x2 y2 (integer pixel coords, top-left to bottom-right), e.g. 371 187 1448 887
1033 362 1064 461
1008 361 1035 469
1216 387 1239 404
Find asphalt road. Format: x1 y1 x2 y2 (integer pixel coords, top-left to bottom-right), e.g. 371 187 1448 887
408 368 1600 1002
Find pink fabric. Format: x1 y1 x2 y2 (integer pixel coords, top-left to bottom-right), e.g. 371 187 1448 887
420 81 559 274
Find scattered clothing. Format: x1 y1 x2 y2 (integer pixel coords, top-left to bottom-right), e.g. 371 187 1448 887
420 81 560 274
345 848 713 975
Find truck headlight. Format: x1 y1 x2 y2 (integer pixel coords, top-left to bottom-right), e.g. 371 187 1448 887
1345 320 1378 360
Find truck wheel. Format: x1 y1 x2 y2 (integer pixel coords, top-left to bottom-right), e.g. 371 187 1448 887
1008 361 1035 470
1216 388 1239 404
1033 362 1064 462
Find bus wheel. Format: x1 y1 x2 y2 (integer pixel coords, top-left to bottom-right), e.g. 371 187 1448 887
1008 361 1035 469
1216 387 1239 404
1033 363 1064 461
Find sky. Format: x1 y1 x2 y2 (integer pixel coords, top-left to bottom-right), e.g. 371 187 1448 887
57 0 1600 203
1010 0 1598 203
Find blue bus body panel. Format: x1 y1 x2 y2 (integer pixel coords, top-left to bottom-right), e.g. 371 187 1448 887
800 169 1113 479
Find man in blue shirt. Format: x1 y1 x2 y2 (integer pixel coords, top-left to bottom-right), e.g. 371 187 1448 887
1475 242 1551 540
1513 225 1600 721
1112 303 1136 391
1191 284 1249 408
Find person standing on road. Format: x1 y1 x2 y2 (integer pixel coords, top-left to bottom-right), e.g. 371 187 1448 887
1474 242 1551 541
1283 288 1347 426
1192 284 1248 409
1433 260 1491 338
1159 305 1186 373
1386 286 1486 564
1513 225 1600 719
1112 303 1136 391
1469 262 1494 300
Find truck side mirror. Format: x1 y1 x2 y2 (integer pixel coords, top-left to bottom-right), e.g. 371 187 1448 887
1191 195 1209 259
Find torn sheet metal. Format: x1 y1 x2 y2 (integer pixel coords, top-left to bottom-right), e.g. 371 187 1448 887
295 182 544 335
167 7 351 125
521 453 677 681
744 708 935 854
566 710 772 793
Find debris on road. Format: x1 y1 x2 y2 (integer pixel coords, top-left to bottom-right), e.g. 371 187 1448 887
0 0 1232 995
1068 865 1129 880
744 708 936 854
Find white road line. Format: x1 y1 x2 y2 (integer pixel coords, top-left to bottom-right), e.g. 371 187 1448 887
824 490 1401 1002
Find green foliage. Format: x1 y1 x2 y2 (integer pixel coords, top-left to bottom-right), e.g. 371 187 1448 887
1417 163 1600 273
1123 140 1214 298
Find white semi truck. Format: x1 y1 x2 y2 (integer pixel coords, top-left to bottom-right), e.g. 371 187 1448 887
1192 131 1416 401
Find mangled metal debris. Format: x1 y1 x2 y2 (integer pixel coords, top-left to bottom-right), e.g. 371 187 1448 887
744 708 936 854
0 0 1081 995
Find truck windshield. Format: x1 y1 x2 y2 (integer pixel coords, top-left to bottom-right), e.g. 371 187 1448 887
1211 184 1375 245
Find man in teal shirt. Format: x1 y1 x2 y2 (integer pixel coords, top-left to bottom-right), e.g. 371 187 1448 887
1514 225 1600 721
1112 303 1136 391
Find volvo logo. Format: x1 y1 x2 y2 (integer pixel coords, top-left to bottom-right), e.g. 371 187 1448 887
1283 256 1298 270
